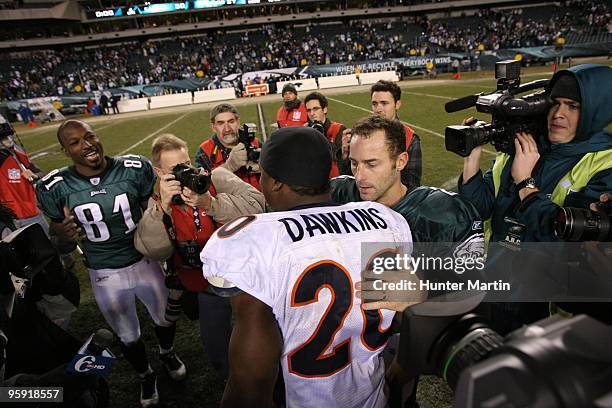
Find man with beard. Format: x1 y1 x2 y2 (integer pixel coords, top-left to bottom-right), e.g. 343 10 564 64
276 83 308 128
36 120 185 407
195 103 261 190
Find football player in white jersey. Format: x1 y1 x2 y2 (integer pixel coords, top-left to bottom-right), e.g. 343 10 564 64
201 127 415 408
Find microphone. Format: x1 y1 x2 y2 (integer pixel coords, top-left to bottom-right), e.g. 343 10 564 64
68 329 116 376
444 94 480 113
86 329 114 356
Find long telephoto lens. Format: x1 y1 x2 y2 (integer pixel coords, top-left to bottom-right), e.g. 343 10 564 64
554 207 611 242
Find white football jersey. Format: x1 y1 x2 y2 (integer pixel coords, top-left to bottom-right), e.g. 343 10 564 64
201 201 413 408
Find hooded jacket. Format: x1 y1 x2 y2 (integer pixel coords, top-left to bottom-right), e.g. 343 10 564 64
459 64 612 243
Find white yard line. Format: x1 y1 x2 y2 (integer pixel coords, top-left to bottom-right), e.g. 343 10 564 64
257 103 268 141
327 96 496 156
118 111 191 155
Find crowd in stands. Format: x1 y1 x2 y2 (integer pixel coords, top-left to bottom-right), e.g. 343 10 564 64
0 0 609 101
419 0 611 53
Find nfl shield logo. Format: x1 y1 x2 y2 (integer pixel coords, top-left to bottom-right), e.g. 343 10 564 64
8 168 20 180
90 177 100 186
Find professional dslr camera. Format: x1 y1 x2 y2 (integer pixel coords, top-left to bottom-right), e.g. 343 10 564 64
445 60 552 157
554 201 611 242
308 121 326 135
172 163 211 195
396 293 612 408
238 123 260 162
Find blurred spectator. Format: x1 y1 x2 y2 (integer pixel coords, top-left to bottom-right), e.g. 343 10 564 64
0 132 48 235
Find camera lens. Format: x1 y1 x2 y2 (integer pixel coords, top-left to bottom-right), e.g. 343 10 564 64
430 314 503 389
554 207 611 242
188 173 211 194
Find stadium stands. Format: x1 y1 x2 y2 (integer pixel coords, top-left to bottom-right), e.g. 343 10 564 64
0 0 610 102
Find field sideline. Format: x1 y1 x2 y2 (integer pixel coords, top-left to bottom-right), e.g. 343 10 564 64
14 60 609 407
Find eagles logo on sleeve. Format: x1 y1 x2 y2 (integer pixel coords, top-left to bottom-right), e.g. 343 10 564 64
36 155 156 270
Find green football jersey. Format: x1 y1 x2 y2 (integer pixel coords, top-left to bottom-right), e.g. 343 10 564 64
37 155 155 269
330 176 484 257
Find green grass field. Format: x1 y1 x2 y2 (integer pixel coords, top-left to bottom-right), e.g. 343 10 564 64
13 62 605 407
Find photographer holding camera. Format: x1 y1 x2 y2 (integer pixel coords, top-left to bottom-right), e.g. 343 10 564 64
459 64 612 332
135 133 265 380
195 103 261 191
304 92 347 177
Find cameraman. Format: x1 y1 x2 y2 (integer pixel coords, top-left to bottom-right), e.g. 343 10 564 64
304 91 347 177
194 103 261 190
135 133 265 379
459 64 612 332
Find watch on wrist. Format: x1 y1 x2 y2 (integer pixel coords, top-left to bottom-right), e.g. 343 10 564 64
516 177 537 191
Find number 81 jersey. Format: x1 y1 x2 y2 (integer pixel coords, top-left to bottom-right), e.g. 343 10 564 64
36 155 155 270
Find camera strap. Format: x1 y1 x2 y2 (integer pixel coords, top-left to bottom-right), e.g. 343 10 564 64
161 206 201 247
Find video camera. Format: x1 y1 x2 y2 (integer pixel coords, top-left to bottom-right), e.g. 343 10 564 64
554 201 611 242
238 123 260 162
396 294 612 408
444 60 552 157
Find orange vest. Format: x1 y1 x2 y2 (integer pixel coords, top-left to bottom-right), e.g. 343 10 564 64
403 124 415 153
276 102 308 128
153 184 219 292
198 137 261 191
326 121 344 178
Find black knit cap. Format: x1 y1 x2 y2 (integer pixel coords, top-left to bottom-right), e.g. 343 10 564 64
549 72 581 102
282 83 298 95
260 127 331 188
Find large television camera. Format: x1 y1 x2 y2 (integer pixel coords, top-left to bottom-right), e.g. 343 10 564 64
444 60 552 157
397 294 612 408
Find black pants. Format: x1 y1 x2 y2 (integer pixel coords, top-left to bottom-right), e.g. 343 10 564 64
198 291 232 379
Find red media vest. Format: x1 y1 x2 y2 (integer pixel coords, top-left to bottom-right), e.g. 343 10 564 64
326 121 344 178
198 138 261 191
403 124 415 153
154 183 220 292
0 148 39 219
276 102 308 128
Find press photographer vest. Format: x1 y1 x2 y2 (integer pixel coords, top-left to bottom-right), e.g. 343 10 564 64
485 149 612 242
326 121 343 178
153 186 219 292
198 136 261 191
403 124 415 152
